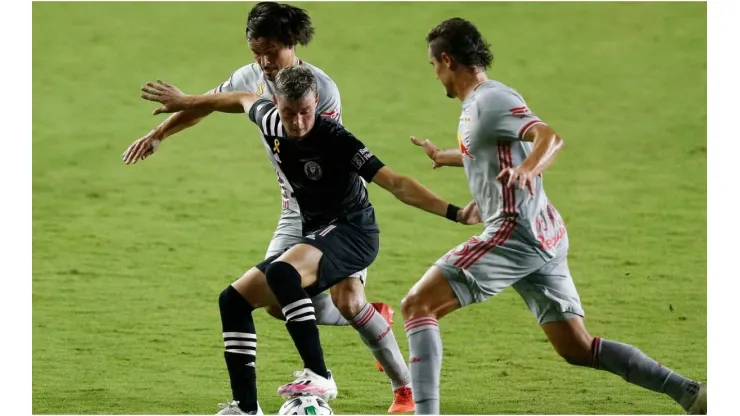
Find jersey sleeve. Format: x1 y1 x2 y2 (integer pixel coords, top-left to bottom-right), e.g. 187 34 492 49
316 74 343 124
248 99 284 137
215 65 258 93
337 128 384 181
478 90 546 141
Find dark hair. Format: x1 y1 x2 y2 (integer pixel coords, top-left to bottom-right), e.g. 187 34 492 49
275 66 317 100
246 2 314 47
426 18 493 70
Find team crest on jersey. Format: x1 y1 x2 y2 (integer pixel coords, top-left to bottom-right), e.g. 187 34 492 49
304 161 322 180
256 83 265 96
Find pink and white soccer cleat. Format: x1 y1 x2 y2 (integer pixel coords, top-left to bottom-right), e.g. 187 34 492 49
277 368 338 401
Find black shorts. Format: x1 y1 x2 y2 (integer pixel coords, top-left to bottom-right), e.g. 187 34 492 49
255 221 379 297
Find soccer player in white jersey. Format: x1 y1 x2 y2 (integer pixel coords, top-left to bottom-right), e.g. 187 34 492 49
401 18 707 415
121 3 413 412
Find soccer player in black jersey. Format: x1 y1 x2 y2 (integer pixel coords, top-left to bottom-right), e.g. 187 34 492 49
140 67 478 415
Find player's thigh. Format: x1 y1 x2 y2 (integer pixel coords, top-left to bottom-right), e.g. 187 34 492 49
402 265 461 320
275 243 324 287
231 266 278 309
302 223 379 296
434 222 544 308
513 243 585 326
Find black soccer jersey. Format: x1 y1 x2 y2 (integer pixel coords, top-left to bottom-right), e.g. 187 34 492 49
248 99 384 232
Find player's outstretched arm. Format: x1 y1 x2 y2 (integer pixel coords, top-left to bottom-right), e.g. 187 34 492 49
409 136 464 168
497 124 564 195
122 105 213 165
371 166 476 224
141 80 260 116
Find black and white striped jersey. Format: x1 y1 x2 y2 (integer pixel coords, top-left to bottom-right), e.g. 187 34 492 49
248 99 384 232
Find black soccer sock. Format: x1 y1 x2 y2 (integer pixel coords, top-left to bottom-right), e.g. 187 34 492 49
265 261 329 378
219 285 258 413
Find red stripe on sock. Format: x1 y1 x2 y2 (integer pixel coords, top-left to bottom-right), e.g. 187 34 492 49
352 305 375 328
404 317 438 332
590 337 602 369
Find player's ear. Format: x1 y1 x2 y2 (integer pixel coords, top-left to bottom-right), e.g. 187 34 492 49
314 93 319 105
273 97 278 105
440 52 453 69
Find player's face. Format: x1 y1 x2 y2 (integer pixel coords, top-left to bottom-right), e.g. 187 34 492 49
277 92 319 139
428 46 455 99
249 37 295 81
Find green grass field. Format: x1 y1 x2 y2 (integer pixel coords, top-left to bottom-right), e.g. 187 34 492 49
32 2 707 414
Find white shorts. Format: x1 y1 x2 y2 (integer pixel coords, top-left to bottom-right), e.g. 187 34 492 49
435 217 584 325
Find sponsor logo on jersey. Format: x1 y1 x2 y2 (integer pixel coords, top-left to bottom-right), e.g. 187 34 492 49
304 161 323 180
351 147 373 170
457 132 475 160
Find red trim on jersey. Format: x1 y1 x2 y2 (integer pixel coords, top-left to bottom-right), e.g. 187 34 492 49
457 217 517 270
518 120 544 139
453 144 518 270
321 109 339 118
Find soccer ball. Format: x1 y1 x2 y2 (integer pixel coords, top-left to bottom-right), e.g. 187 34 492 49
278 395 333 415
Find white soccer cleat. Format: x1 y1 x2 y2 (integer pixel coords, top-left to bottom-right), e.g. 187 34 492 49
277 368 338 401
686 382 707 415
216 401 263 415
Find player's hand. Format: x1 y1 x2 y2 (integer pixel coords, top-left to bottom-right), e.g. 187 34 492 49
141 79 189 115
410 136 442 169
122 130 161 165
497 165 536 196
457 200 482 225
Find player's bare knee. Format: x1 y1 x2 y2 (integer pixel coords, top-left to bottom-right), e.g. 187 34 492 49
556 348 590 367
331 282 366 319
401 292 432 320
550 337 593 367
219 285 254 313
335 295 365 319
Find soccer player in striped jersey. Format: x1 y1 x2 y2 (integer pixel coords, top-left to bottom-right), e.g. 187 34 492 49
139 66 478 415
402 18 707 415
122 2 413 412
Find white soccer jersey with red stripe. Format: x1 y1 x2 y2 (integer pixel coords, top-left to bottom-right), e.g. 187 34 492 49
458 80 567 256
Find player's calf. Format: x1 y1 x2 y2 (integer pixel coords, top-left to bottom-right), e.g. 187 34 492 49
219 285 259 414
400 266 462 415
542 318 705 414
332 279 413 396
265 261 330 378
